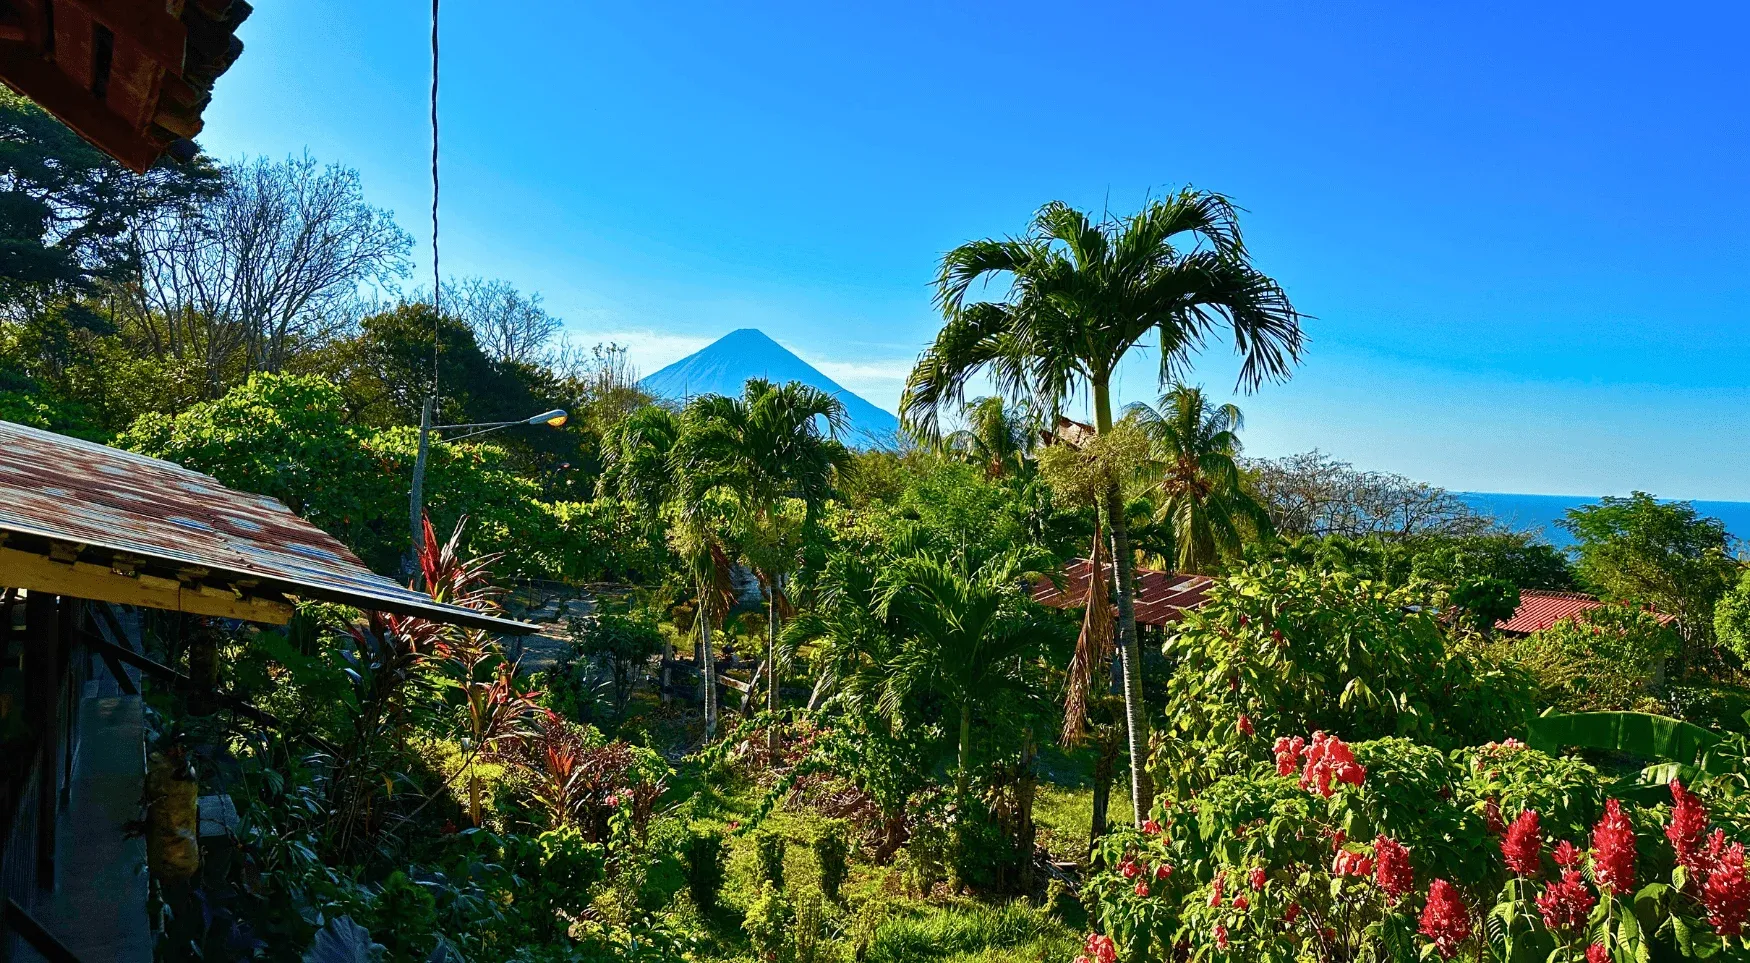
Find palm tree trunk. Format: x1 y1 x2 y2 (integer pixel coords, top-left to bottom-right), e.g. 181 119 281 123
1093 377 1153 826
701 598 718 739
956 701 973 802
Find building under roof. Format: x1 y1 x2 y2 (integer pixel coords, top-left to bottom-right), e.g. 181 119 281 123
0 421 532 961
0 419 531 634
1494 589 1675 636
0 0 249 171
1033 557 1215 628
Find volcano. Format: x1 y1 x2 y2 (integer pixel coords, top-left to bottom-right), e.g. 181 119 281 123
639 329 901 448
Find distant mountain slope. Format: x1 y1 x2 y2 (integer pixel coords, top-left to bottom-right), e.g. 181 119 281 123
639 328 901 448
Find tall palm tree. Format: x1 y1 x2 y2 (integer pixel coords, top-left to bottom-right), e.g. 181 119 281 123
943 395 1035 479
597 403 682 513
1128 384 1273 573
876 548 1050 802
901 193 1304 823
666 491 740 738
675 378 852 724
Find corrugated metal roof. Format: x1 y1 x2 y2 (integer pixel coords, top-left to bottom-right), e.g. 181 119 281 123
0 420 534 633
1034 558 1214 627
1494 589 1673 635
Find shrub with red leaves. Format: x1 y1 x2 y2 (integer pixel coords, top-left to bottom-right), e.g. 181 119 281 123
1419 879 1472 959
1290 731 1365 798
1274 735 1306 776
1502 809 1543 876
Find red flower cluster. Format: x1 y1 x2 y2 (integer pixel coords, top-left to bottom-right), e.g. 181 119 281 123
1134 881 1150 897
1283 902 1301 924
1703 834 1750 936
1237 714 1255 737
1155 863 1173 880
1585 945 1608 963
1076 933 1117 963
1120 859 1140 879
1669 780 1710 873
1249 866 1267 890
1142 819 1162 834
1274 736 1306 777
1213 925 1230 950
1419 879 1472 960
1591 799 1637 897
1502 809 1543 876
1535 870 1596 931
1374 835 1414 900
1274 732 1366 797
1333 849 1374 877
1553 840 1582 869
1233 894 1250 910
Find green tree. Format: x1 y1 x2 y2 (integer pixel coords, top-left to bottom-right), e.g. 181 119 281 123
1128 384 1271 573
1714 568 1750 663
902 194 1304 820
1561 492 1738 654
876 548 1050 801
944 395 1034 479
674 378 851 724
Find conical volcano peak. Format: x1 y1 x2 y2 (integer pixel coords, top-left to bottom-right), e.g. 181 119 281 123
638 329 900 448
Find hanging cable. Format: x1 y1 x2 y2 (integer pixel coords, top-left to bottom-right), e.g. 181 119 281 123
429 0 441 397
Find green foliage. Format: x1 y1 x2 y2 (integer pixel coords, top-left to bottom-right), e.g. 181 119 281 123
1498 604 1681 712
1448 575 1520 634
743 881 793 959
754 829 788 890
681 830 725 913
1562 492 1738 645
366 871 438 963
1715 567 1750 662
811 822 851 904
568 609 664 718
1156 560 1538 791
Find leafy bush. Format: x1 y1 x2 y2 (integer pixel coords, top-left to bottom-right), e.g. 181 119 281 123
1498 605 1680 712
744 882 793 960
755 829 788 891
567 610 663 718
681 829 725 913
811 821 851 904
365 871 438 963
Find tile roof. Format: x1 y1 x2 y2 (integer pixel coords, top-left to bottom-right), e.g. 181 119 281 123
1494 589 1674 635
0 420 533 633
1033 558 1215 627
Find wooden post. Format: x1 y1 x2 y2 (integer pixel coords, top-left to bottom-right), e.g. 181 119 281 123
23 592 59 893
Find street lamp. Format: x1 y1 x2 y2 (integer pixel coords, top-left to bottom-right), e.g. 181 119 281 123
406 398 569 579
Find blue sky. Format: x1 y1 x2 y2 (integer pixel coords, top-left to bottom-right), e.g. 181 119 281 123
197 2 1750 499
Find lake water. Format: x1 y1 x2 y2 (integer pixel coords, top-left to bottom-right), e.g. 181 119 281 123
1460 492 1750 549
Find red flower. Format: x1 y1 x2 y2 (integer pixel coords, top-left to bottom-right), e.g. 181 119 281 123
1535 869 1596 931
1214 924 1230 950
1669 779 1710 873
1250 866 1267 890
1553 840 1582 869
1418 879 1472 960
1283 902 1301 924
1334 849 1373 877
1703 838 1750 936
1142 819 1162 834
1300 732 1365 797
1082 933 1117 963
1134 881 1150 898
1237 714 1255 737
1155 863 1173 880
1120 860 1140 879
1591 799 1636 896
1209 874 1225 907
1586 945 1608 963
1375 835 1414 900
1502 809 1543 876
1233 894 1250 910
1274 736 1306 776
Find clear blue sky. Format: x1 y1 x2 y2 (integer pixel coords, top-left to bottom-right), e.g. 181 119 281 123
197 2 1750 499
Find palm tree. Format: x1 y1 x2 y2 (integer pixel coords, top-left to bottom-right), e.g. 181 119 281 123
597 403 682 513
876 548 1051 802
943 395 1035 479
675 378 851 725
1128 384 1273 573
901 193 1304 823
666 491 740 738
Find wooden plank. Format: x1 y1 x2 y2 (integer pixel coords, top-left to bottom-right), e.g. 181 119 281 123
0 44 161 170
63 0 185 72
51 2 94 94
0 547 292 624
102 34 161 128
24 591 58 891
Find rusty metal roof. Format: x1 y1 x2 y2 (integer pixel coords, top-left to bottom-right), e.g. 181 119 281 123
1494 589 1674 636
0 420 534 633
1034 558 1215 627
